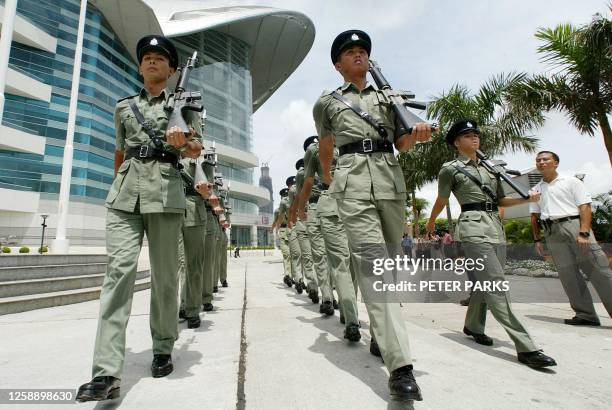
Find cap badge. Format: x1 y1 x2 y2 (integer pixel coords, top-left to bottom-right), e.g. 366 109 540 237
466 122 473 128
150 38 158 46
351 34 359 41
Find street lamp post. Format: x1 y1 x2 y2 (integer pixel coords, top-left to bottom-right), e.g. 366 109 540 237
39 214 49 254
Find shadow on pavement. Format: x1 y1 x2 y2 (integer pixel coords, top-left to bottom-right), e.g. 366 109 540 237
525 314 612 329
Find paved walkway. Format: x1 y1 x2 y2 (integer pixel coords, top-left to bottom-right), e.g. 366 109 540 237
0 254 611 409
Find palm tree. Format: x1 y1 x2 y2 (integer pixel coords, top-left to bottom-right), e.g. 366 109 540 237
509 11 612 164
399 72 543 232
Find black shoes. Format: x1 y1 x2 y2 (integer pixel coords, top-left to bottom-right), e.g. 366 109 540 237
203 303 214 312
187 316 201 329
76 376 120 402
370 339 382 357
151 354 173 378
517 351 557 369
564 316 600 326
339 314 345 324
178 309 186 320
344 323 361 342
388 365 423 401
283 275 293 287
459 296 471 306
463 326 493 346
332 299 339 310
319 301 334 316
221 280 228 288
213 285 219 293
295 280 305 294
308 288 319 304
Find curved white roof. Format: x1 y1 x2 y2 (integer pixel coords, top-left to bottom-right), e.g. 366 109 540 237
93 1 315 113
161 5 315 112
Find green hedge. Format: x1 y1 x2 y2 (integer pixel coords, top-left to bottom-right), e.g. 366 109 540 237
19 246 30 253
2 246 10 253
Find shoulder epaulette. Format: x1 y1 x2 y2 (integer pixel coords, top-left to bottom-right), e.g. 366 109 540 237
117 94 139 103
320 89 334 97
442 159 458 168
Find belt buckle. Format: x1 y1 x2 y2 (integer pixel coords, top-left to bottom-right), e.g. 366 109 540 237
139 145 150 158
485 201 493 212
362 139 373 153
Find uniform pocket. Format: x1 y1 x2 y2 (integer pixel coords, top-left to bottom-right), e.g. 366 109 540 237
105 160 131 204
160 164 185 209
457 212 485 238
384 154 407 193
329 154 354 193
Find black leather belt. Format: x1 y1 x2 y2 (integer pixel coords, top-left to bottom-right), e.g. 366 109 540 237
319 182 330 191
308 196 319 204
124 145 179 165
461 202 498 212
544 215 579 224
338 138 393 156
280 223 287 228
184 186 199 196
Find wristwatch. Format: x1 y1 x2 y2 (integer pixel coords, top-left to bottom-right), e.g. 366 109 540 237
578 231 590 238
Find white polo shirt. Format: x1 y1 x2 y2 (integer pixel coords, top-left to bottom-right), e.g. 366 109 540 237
529 173 592 220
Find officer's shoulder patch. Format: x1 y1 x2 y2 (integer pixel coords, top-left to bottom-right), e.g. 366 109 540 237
442 159 458 168
117 94 139 103
319 89 334 97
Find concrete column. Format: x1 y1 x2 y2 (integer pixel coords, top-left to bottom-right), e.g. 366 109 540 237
0 0 18 123
51 0 87 254
250 225 257 246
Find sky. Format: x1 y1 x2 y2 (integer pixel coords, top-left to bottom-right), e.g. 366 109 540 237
149 0 611 217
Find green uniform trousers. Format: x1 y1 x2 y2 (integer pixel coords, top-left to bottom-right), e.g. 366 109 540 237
319 214 359 327
305 203 333 302
202 210 218 305
92 209 182 379
546 219 612 321
213 226 223 287
288 226 304 282
219 231 228 282
336 198 412 372
182 224 206 317
278 227 292 277
463 242 538 353
296 219 317 291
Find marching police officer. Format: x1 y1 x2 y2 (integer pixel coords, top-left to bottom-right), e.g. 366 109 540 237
313 30 431 400
201 149 218 312
272 188 294 286
426 119 557 369
286 176 306 293
77 35 202 401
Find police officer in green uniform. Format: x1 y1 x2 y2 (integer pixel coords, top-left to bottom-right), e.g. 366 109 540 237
76 35 203 402
220 203 231 287
298 137 362 334
178 156 210 329
313 30 432 401
214 174 228 289
201 149 218 311
426 119 557 369
286 176 306 293
211 173 225 294
272 188 293 286
290 158 320 302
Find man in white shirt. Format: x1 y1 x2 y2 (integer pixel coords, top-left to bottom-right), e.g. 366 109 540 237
530 151 612 326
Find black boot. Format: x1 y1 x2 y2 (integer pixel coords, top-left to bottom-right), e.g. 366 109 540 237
151 354 173 378
388 365 422 401
76 376 120 402
344 323 361 342
213 285 219 293
332 299 339 310
517 351 557 369
295 280 304 294
283 275 293 287
370 339 382 357
319 301 334 316
178 309 186 320
308 288 319 304
221 279 228 288
187 316 201 329
463 326 493 346
203 303 214 312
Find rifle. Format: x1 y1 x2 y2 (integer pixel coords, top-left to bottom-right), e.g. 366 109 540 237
165 51 203 134
476 149 530 199
368 60 436 136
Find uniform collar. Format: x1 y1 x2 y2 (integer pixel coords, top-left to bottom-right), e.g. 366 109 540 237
340 81 375 93
456 153 479 165
140 87 169 101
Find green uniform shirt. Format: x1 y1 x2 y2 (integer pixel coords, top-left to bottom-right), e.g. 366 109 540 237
106 87 202 213
312 81 407 200
303 143 322 199
438 154 506 243
278 197 290 224
304 144 340 216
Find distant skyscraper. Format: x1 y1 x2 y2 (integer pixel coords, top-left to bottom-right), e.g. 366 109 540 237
259 163 274 215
